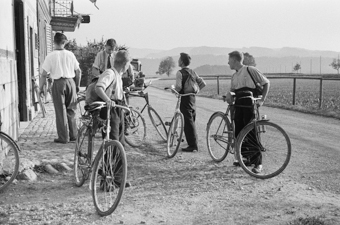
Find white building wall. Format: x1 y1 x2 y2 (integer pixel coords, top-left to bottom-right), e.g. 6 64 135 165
0 0 19 139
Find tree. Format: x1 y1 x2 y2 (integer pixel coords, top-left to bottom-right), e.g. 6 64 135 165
157 56 175 76
329 58 340 74
293 63 301 73
243 52 256 66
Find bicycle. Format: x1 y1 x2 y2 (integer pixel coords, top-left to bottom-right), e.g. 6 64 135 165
32 77 46 118
121 90 146 147
164 86 196 158
0 116 20 192
127 81 167 141
76 90 87 129
206 92 291 179
73 101 130 216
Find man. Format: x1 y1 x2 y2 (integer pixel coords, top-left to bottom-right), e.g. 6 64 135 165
92 39 117 76
174 53 203 152
39 33 81 144
92 39 134 80
227 51 270 173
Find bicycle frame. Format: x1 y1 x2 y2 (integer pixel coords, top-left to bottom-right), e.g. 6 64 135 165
221 94 263 151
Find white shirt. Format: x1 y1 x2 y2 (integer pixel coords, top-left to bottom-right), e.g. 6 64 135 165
96 68 123 100
230 66 269 91
42 50 79 79
92 51 115 72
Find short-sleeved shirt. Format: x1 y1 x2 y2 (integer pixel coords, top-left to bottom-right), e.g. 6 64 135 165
42 50 79 79
96 68 123 100
230 66 269 91
92 51 114 73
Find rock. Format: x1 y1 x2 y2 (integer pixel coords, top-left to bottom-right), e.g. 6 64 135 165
59 163 72 171
18 158 35 172
44 164 59 174
17 169 37 181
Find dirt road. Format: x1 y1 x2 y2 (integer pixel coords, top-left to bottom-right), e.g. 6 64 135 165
0 86 339 225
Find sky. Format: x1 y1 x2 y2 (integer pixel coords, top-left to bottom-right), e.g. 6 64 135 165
66 0 340 52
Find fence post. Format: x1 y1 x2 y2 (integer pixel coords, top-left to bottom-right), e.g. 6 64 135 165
217 76 220 95
292 78 296 105
319 78 323 108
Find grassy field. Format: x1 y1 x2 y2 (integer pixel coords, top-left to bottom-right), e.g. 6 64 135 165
151 78 340 119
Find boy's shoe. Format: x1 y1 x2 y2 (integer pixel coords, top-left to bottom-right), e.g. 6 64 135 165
182 146 198 152
54 138 67 144
252 165 263 174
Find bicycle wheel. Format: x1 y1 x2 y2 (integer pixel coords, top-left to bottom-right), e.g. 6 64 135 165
125 108 146 147
148 107 167 141
91 140 127 216
236 120 292 179
206 112 232 162
0 132 20 192
167 112 184 158
76 99 87 130
74 124 93 187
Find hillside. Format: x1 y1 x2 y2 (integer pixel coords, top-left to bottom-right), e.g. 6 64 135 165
129 46 340 76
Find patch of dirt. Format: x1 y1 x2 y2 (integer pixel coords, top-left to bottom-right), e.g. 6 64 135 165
1 89 340 225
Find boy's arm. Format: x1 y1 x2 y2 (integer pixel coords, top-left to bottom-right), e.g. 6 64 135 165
74 68 81 92
95 71 115 106
174 71 182 92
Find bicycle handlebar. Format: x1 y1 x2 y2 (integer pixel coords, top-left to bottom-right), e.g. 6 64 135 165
89 101 131 113
164 87 196 97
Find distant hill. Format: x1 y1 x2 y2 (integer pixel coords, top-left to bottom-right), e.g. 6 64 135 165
130 46 340 76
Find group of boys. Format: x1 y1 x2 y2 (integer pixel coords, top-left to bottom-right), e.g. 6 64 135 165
39 32 270 175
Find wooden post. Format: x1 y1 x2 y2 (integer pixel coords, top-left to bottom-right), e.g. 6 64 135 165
319 78 323 108
217 76 220 95
292 78 296 105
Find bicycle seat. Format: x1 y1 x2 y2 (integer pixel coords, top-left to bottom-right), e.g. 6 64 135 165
84 102 106 112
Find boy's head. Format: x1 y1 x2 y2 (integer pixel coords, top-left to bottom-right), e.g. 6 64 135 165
54 33 67 45
179 52 191 67
105 38 117 54
228 51 244 70
114 50 131 71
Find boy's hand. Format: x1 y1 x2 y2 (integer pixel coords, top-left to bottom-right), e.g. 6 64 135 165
106 99 116 108
257 99 264 107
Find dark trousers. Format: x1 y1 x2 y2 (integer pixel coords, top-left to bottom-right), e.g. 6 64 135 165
99 105 125 146
234 98 262 165
99 104 125 183
180 95 198 149
51 78 77 142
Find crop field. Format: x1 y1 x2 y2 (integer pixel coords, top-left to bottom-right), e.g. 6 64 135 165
152 78 340 118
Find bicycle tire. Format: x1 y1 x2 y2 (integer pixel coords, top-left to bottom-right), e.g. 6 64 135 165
0 132 20 192
91 140 127 216
167 112 184 158
76 98 86 130
74 124 93 187
148 107 167 141
206 112 232 162
125 108 146 147
236 120 292 179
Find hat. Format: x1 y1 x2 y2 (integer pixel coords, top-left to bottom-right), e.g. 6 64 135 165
105 39 117 48
180 52 191 66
